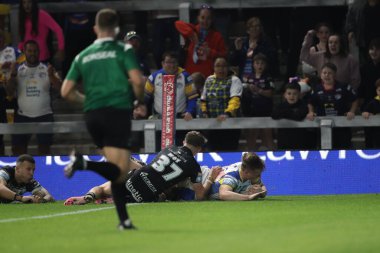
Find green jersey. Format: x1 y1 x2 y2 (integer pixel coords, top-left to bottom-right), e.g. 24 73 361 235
66 38 140 112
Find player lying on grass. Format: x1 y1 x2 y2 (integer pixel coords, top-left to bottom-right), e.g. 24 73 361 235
0 154 55 203
176 161 266 201
207 152 267 201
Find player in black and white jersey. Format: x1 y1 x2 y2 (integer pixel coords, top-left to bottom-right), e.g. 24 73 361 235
124 131 207 202
0 154 54 203
65 131 209 207
64 155 222 205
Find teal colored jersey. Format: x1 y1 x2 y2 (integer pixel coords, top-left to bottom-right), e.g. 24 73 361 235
66 38 140 112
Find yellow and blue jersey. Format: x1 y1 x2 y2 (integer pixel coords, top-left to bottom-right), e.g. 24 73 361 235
209 162 261 200
144 67 198 116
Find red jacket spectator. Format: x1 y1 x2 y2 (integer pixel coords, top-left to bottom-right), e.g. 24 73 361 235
175 15 226 77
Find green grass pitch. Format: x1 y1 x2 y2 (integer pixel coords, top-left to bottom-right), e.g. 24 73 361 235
1 194 380 253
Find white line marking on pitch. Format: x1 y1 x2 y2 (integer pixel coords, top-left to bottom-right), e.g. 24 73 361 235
0 206 114 223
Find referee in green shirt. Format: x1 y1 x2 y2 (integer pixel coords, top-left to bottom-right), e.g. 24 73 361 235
61 8 144 230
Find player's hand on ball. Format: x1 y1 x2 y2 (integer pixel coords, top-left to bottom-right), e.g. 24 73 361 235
243 184 263 194
243 184 267 200
247 190 267 200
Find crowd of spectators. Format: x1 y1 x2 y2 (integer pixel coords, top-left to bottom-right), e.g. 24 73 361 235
0 0 380 154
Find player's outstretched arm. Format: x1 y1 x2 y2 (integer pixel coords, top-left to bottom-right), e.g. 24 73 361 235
64 182 112 205
0 180 42 203
0 179 17 201
33 187 55 203
219 185 266 201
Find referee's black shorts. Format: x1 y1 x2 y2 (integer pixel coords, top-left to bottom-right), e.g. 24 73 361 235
85 107 132 149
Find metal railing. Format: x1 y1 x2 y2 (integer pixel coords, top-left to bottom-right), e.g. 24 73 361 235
1 116 379 152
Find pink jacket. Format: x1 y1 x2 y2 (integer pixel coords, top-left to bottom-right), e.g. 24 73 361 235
18 10 65 61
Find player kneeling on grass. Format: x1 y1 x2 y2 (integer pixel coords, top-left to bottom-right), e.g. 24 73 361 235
65 153 267 204
65 161 222 205
208 152 267 201
0 154 54 203
65 131 213 204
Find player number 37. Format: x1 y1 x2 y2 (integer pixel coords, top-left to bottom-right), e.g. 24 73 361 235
151 155 183 181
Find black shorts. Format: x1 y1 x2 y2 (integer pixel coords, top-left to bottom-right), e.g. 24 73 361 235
124 169 159 203
85 107 132 149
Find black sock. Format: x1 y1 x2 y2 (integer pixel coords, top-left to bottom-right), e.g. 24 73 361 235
86 161 120 181
111 182 130 224
84 192 96 203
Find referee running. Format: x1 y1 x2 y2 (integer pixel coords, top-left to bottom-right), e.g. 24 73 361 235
61 8 144 230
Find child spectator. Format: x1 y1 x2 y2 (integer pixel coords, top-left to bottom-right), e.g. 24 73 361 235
307 62 359 149
310 22 331 54
191 72 206 97
361 78 380 148
302 23 331 79
241 53 275 150
190 72 206 118
272 81 310 150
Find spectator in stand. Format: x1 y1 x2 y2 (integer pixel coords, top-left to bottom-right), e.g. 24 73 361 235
307 62 359 149
309 23 331 54
145 51 198 146
191 72 206 97
18 0 64 63
123 30 150 152
125 33 150 151
145 51 197 120
358 38 380 147
345 0 380 65
300 31 361 90
230 16 278 79
6 40 61 155
124 31 150 76
0 154 54 203
272 81 310 150
0 30 25 155
361 78 380 148
175 4 226 78
241 53 275 150
190 72 205 118
302 23 331 79
200 57 242 151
